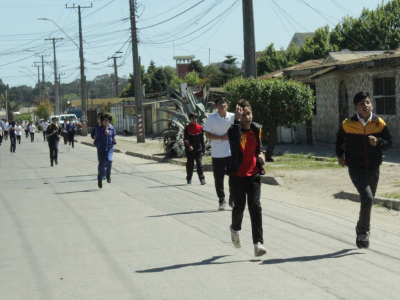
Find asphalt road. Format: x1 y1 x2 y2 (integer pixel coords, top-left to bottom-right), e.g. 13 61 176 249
1 135 400 300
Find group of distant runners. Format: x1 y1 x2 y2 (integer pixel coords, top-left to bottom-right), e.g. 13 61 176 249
0 90 392 256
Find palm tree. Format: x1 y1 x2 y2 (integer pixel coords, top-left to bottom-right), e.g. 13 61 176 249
6 101 24 120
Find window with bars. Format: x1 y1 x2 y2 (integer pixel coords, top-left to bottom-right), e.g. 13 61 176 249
373 77 396 115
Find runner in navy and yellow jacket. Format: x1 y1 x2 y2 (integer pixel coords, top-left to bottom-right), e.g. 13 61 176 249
227 99 267 257
336 91 392 249
95 113 116 189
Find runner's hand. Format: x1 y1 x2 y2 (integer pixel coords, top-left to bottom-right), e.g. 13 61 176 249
235 105 243 121
338 157 346 167
369 135 378 146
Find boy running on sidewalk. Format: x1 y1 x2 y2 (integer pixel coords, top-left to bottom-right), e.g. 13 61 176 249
67 118 77 148
42 120 50 142
227 99 267 257
47 117 62 167
91 112 106 179
184 112 206 185
3 119 9 141
203 96 235 210
336 91 392 249
29 121 36 142
15 121 22 144
95 114 116 189
8 120 16 153
24 121 29 138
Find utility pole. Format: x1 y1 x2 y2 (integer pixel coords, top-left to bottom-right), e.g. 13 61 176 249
34 54 50 100
5 90 8 120
129 0 145 143
59 73 65 113
66 3 92 135
109 51 122 98
45 37 63 115
242 0 257 78
32 64 41 100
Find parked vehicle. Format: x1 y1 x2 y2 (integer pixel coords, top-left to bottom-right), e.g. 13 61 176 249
49 114 82 134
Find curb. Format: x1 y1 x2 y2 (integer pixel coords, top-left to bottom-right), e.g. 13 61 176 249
79 140 281 186
333 191 400 210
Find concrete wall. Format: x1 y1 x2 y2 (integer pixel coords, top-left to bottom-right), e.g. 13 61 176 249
294 65 400 148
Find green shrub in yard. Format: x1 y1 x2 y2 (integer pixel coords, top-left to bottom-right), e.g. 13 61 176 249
225 77 315 161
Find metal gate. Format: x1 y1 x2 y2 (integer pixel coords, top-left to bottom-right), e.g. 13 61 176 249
110 103 124 133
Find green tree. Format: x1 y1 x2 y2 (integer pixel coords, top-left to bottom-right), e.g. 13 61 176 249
257 43 299 76
220 55 242 84
330 0 400 51
162 66 177 86
203 65 223 87
6 101 24 120
183 71 200 87
225 78 315 161
298 25 339 62
188 60 205 78
35 101 53 121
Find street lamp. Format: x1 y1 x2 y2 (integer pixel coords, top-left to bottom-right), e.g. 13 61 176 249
37 18 79 50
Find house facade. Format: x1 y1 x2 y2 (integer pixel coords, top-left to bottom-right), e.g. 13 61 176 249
284 51 400 149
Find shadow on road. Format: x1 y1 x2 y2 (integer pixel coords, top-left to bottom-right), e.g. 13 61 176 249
148 184 188 188
147 209 224 218
55 189 98 194
136 255 259 273
262 249 363 265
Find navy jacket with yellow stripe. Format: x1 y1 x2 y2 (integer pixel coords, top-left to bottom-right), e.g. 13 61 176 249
336 113 392 168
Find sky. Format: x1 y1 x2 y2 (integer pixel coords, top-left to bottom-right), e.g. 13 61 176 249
0 0 388 88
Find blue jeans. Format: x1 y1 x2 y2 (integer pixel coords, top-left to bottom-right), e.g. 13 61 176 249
97 148 113 181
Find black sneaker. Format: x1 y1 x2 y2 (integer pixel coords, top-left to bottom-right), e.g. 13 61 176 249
106 176 111 183
51 162 54 167
98 181 103 189
356 227 370 249
55 160 58 165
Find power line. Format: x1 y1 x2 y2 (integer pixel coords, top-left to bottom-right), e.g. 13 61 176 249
296 0 368 51
139 0 205 30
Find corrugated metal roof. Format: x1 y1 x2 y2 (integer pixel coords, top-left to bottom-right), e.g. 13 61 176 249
323 51 386 64
258 59 323 80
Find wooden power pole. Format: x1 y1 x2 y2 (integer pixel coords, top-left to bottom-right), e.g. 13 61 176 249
242 0 257 78
129 0 145 143
45 37 63 115
66 3 92 135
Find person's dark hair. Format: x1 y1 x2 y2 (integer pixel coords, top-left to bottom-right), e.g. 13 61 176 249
52 117 57 121
214 95 226 105
236 99 251 110
98 112 104 118
188 112 198 119
353 91 370 106
101 113 112 123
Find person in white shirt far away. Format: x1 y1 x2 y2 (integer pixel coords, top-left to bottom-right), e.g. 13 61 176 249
29 121 36 142
15 121 22 144
42 121 50 142
203 96 235 210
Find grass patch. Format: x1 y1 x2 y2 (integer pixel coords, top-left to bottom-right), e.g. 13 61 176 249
267 152 342 171
380 192 400 199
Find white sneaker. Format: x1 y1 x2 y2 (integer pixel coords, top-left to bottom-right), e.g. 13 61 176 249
254 242 267 257
219 201 227 211
230 226 242 248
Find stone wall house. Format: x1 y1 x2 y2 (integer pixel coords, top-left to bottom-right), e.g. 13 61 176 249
284 51 400 148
